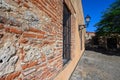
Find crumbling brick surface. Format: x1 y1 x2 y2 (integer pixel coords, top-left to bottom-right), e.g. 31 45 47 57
0 0 63 80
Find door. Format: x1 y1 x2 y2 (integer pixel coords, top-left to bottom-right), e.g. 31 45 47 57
107 38 117 49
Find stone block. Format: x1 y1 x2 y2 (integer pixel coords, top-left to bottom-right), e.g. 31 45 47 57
0 0 16 11
41 45 54 55
24 46 41 62
0 41 18 77
24 11 39 29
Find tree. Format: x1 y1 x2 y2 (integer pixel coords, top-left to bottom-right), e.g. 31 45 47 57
95 0 120 37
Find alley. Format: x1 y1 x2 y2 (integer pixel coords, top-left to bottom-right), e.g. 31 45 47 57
70 50 120 80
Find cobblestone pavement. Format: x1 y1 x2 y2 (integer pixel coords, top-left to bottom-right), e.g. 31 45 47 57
70 50 120 80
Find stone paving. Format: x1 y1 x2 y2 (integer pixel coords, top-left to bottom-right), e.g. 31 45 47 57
70 50 120 80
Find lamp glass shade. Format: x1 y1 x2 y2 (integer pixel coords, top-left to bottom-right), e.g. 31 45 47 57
85 15 91 22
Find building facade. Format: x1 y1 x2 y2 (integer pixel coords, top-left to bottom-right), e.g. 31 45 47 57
85 32 120 50
85 32 95 41
0 0 85 80
85 32 96 46
96 36 120 50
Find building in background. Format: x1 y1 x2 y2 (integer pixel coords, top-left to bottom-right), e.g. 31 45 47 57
85 32 95 41
96 36 120 50
85 32 95 47
85 32 120 51
0 0 85 80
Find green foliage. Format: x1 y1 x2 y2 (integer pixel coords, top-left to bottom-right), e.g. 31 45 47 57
95 0 120 37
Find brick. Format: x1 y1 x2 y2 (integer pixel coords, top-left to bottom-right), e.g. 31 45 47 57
39 62 47 68
39 71 48 80
22 61 38 70
0 24 4 29
29 27 45 34
10 27 23 34
23 32 44 39
41 57 46 63
31 78 36 80
0 77 5 80
6 71 21 80
48 59 54 64
23 3 30 8
19 48 25 60
19 38 28 44
36 34 44 39
15 0 22 4
54 56 62 62
41 54 46 62
43 40 55 45
23 68 36 76
18 78 22 80
34 70 42 79
4 27 23 34
23 32 36 38
47 72 52 79
5 27 10 32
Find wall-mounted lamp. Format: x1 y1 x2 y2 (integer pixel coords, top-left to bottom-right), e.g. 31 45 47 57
85 15 91 27
78 25 85 31
78 15 91 31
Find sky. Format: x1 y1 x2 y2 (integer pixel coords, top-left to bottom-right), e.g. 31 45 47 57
82 0 116 32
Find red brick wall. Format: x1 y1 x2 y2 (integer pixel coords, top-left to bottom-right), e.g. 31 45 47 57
0 0 63 80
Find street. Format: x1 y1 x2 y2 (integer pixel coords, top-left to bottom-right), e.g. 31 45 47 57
70 50 120 80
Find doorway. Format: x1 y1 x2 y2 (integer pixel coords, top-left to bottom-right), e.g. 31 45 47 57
107 38 117 49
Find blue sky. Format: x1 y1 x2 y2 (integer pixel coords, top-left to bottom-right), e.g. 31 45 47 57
82 0 116 32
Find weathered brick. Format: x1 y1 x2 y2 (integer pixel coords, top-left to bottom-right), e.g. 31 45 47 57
5 27 10 32
6 71 21 80
23 3 30 8
36 34 44 39
29 27 45 34
22 61 38 70
0 24 4 29
48 59 54 64
43 40 55 45
18 78 22 80
23 32 44 39
15 0 22 4
19 48 25 60
23 32 36 38
4 27 23 34
41 54 46 62
10 27 23 34
23 68 36 76
19 38 28 44
47 72 52 79
39 71 48 80
39 62 47 68
0 77 5 80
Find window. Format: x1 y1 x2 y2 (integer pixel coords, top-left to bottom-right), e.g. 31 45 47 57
63 4 71 64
